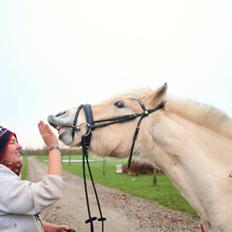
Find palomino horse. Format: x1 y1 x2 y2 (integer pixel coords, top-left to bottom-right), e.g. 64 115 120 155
48 84 232 232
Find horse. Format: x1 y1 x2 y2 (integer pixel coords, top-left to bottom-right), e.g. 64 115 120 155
48 83 232 232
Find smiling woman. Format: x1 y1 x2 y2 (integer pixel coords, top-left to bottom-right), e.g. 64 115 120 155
0 123 72 232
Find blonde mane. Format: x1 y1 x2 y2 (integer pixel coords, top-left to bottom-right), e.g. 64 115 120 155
166 96 232 140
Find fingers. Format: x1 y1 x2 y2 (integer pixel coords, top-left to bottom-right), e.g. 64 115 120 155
38 121 53 136
59 225 72 231
38 121 46 136
45 124 53 136
57 225 72 232
38 120 59 148
61 225 71 230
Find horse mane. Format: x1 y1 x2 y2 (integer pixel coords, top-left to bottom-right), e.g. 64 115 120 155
166 96 232 140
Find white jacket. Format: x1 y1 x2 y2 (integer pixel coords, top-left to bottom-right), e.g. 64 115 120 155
0 164 64 232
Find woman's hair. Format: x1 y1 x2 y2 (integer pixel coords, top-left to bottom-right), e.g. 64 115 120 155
0 126 16 156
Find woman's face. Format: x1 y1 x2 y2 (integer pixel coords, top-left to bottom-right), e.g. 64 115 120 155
1 136 22 163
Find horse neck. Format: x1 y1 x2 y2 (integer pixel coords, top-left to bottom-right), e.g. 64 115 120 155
138 112 232 231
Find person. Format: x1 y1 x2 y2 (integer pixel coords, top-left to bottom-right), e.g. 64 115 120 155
0 121 72 232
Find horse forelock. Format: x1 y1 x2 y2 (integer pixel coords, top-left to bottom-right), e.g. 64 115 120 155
101 88 152 104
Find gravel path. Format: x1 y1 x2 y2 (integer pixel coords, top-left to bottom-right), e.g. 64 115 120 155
28 157 201 232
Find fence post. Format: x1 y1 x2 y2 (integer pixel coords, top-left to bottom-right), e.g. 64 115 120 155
153 168 157 187
68 150 71 166
102 158 106 175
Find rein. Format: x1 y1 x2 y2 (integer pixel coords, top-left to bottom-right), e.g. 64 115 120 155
71 99 166 232
72 104 106 232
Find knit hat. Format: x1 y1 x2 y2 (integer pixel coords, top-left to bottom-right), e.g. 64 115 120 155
0 126 16 155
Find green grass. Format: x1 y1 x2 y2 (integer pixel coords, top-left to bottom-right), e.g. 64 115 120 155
21 155 28 180
38 155 196 215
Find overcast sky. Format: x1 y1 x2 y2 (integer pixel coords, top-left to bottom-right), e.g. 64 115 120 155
1 0 232 149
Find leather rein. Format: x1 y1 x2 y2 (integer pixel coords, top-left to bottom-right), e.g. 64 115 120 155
71 98 166 232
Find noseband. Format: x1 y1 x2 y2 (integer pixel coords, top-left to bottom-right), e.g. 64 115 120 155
71 99 166 232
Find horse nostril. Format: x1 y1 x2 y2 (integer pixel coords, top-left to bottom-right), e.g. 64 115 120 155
56 111 66 117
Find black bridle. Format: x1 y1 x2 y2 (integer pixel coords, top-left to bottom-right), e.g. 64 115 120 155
71 99 166 232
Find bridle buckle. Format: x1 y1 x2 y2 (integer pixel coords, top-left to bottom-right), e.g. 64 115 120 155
144 110 149 115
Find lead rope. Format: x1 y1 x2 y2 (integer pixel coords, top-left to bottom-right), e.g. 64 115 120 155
81 135 106 232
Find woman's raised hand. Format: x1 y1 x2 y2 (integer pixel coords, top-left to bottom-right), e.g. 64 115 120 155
38 121 59 150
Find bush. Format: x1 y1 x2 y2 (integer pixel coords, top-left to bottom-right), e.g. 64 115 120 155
123 160 154 176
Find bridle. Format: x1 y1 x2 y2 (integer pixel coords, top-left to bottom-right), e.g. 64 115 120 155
72 99 166 166
70 98 166 232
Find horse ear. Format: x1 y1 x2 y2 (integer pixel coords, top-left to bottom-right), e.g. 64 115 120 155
155 82 168 99
146 83 168 106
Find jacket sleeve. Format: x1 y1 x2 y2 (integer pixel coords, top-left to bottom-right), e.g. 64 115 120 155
0 174 64 215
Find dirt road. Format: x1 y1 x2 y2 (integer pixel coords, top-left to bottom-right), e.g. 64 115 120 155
28 157 200 232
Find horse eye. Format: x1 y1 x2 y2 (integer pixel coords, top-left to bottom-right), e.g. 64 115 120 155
114 101 125 108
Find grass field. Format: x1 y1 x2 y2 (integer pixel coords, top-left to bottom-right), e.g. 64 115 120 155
38 154 196 215
21 155 28 180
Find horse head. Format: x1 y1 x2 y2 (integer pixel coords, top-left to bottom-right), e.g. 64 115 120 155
48 83 167 157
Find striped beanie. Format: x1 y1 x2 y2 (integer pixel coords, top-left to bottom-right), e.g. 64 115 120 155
0 126 16 155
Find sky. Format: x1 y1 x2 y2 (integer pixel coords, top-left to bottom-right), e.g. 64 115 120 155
0 0 232 149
